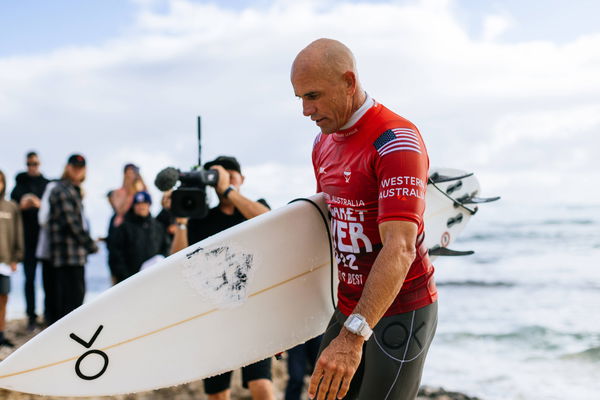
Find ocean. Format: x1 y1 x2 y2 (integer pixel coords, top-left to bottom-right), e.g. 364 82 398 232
6 200 600 400
422 201 600 400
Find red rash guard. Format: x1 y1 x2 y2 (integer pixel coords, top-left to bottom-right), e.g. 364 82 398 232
312 100 437 317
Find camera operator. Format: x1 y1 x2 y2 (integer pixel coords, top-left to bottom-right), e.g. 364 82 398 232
169 156 274 400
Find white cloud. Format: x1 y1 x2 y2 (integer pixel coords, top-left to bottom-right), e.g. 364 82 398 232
482 14 513 41
1 0 600 235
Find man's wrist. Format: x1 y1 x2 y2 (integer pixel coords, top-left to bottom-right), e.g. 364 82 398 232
343 313 373 340
222 185 237 198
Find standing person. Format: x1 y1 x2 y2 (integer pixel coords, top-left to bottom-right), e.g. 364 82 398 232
291 39 438 400
111 191 170 283
285 336 322 400
170 156 274 400
0 170 24 347
106 163 147 284
10 151 49 330
156 189 176 246
48 154 98 320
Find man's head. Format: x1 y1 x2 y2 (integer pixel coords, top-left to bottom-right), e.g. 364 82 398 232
26 151 41 176
132 191 152 217
63 154 87 185
124 163 140 178
291 38 364 134
204 156 244 190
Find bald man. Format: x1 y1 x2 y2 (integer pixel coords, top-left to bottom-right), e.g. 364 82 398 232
291 39 438 400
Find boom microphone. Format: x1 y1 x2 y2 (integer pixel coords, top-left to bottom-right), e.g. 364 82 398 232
154 167 181 191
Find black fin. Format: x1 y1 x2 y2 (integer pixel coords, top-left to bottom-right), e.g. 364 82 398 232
456 195 501 204
429 246 475 257
428 172 474 184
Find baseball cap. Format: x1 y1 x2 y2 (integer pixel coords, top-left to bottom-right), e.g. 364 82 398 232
67 154 86 167
203 156 241 174
133 191 152 205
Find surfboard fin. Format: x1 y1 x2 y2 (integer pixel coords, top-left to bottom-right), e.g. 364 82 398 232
429 246 475 257
429 172 474 184
455 194 501 205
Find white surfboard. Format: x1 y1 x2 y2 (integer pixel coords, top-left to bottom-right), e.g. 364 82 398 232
0 169 496 396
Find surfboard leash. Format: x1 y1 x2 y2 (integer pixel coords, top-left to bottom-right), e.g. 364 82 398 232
288 197 337 311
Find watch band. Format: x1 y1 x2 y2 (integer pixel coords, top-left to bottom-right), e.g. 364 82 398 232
344 313 373 340
223 185 236 198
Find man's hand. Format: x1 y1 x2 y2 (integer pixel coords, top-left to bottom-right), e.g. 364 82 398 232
19 194 41 210
9 263 17 272
308 330 363 400
210 165 231 195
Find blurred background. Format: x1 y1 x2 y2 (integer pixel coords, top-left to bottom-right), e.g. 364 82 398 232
1 1 599 399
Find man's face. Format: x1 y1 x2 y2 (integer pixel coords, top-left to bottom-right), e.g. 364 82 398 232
228 170 243 189
27 156 40 176
68 165 86 184
291 69 353 134
134 202 150 217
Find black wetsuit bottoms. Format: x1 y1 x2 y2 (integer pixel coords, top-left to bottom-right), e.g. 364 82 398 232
318 301 437 400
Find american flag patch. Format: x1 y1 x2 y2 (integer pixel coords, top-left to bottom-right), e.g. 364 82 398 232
373 128 421 156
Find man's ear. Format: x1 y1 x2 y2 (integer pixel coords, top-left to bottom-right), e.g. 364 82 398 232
342 71 357 94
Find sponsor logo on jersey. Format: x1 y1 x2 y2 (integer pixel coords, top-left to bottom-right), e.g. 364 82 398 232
343 170 351 183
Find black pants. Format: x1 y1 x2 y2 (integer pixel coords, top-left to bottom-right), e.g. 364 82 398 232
42 260 58 324
285 335 323 400
22 255 38 320
54 265 85 321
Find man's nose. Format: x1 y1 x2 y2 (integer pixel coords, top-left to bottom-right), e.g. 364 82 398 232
302 100 315 117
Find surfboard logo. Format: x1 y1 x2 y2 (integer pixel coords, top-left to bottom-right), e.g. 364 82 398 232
343 170 351 183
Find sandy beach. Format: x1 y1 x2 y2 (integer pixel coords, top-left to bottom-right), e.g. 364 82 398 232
0 319 481 400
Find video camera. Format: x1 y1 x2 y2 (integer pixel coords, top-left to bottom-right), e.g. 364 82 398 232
154 166 218 218
153 116 218 218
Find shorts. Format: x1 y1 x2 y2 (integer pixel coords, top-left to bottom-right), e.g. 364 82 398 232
0 275 10 295
203 357 272 395
318 301 437 400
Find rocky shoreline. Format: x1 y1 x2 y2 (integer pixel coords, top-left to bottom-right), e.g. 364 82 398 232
0 319 482 399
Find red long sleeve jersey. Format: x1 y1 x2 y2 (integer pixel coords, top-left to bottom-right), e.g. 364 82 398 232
312 101 437 317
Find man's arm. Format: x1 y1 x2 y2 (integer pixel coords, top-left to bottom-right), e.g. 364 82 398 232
226 191 270 219
308 220 417 400
210 165 270 219
169 218 189 255
53 188 97 253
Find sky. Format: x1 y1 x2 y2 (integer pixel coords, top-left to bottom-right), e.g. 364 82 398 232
1 0 599 236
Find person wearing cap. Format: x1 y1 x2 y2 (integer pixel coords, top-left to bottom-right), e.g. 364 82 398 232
106 163 147 284
10 151 49 330
110 191 170 283
170 156 274 400
47 154 98 321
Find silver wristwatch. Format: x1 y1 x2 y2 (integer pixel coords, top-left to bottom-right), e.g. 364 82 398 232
343 313 373 340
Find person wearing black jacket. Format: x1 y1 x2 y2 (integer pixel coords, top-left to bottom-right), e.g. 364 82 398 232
10 151 49 330
111 191 169 283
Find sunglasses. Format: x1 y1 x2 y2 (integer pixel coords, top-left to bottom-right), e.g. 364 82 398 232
27 162 40 167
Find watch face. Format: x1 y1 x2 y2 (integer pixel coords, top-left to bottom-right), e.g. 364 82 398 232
347 316 363 332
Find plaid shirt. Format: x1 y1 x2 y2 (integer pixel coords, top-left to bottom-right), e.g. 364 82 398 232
48 180 97 267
